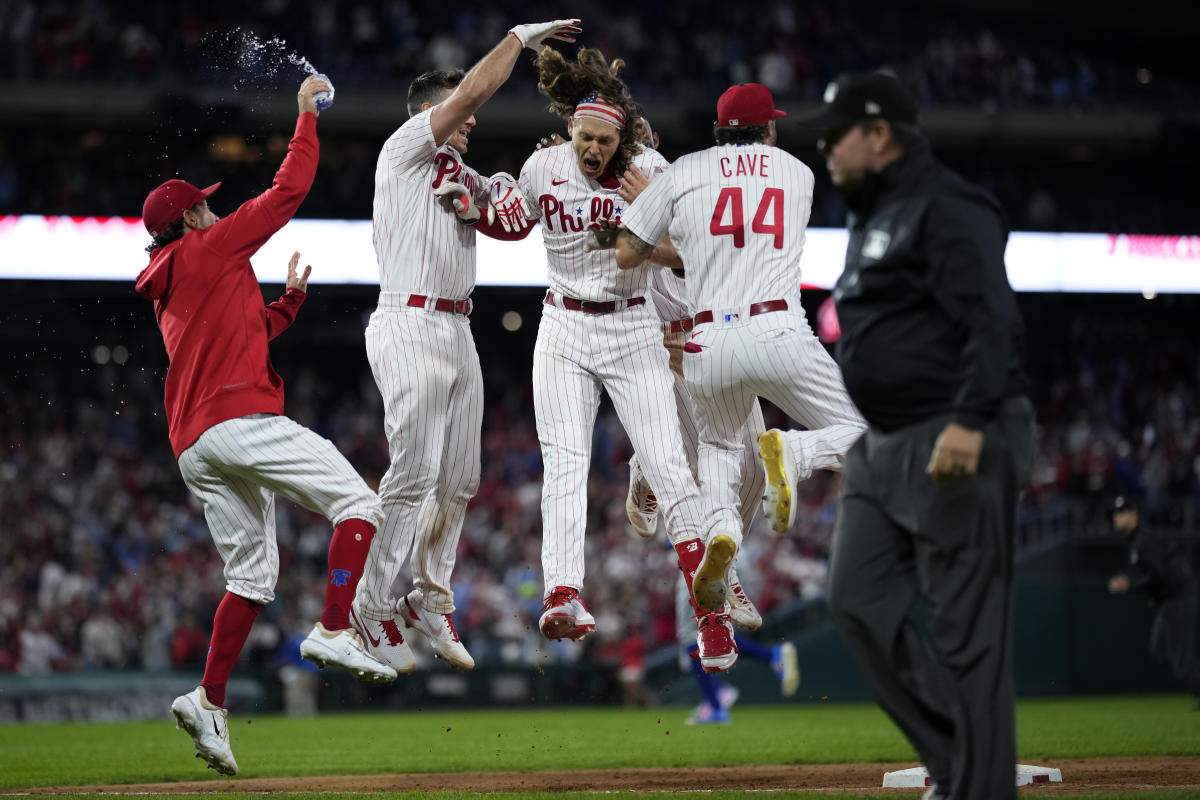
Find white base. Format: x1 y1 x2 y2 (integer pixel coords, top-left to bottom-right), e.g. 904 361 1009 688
882 764 1063 788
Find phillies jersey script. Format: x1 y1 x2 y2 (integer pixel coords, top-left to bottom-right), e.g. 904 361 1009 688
622 143 814 313
372 108 487 298
520 142 668 300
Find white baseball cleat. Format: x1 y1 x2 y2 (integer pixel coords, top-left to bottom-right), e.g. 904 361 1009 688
171 686 238 776
538 585 597 641
772 641 801 697
625 454 659 538
727 566 762 630
692 534 737 613
300 622 398 683
350 604 417 674
759 429 799 533
399 597 475 670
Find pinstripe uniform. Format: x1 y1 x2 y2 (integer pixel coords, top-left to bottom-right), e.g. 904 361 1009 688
622 143 865 545
519 142 707 595
178 414 384 603
356 109 488 619
647 267 766 535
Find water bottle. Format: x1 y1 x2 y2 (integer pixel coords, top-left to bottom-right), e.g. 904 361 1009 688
313 73 335 111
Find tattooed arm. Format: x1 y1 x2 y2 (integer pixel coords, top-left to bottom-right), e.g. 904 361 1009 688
615 228 683 271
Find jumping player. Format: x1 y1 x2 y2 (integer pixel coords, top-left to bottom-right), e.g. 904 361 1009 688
620 118 766 632
352 19 582 673
137 76 395 776
615 83 866 613
499 49 740 672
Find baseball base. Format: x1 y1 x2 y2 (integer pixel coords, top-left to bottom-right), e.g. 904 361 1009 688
881 764 1063 788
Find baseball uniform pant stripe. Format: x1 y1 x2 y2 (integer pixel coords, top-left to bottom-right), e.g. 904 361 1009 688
358 307 482 619
534 303 706 595
178 414 383 603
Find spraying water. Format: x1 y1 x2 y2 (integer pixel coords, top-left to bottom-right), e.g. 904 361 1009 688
205 29 333 109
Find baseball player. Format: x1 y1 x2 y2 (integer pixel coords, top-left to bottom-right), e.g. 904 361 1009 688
137 76 395 777
615 83 867 614
492 48 738 673
351 19 582 673
620 118 766 632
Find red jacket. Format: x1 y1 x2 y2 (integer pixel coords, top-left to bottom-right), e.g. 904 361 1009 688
136 113 319 458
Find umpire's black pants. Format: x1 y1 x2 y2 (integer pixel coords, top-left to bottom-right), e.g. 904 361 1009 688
828 396 1034 800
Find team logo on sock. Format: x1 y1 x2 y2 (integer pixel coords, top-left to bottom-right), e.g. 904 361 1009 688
329 569 351 586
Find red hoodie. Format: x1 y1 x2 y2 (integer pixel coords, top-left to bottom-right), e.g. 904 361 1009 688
136 113 319 458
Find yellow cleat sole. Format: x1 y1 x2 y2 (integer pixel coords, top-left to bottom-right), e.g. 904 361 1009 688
693 534 737 612
759 430 794 533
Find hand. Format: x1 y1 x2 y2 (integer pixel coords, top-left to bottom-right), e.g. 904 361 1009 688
286 251 312 293
508 19 582 53
926 422 983 481
617 164 650 203
433 181 481 224
536 132 566 151
297 75 332 116
1108 574 1130 594
486 172 530 233
584 217 621 251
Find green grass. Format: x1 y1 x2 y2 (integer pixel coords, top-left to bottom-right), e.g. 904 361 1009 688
22 795 1200 800
0 695 1196 790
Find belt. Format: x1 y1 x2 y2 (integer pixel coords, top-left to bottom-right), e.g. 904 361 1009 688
668 318 694 334
693 298 789 326
407 294 472 315
545 291 645 314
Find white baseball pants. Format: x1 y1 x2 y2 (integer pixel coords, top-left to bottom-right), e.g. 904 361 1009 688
356 302 483 619
683 299 866 545
534 300 706 595
662 327 766 537
177 414 384 604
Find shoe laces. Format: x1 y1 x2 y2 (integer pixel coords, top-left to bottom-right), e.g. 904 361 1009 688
439 613 462 643
633 482 658 514
543 585 578 611
381 619 405 647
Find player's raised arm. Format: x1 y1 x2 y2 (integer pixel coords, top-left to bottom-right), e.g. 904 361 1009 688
264 251 310 341
428 20 582 147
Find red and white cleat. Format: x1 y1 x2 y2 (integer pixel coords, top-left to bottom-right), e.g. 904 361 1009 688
538 585 597 641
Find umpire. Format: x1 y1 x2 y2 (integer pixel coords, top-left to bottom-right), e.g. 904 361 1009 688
1107 495 1200 698
807 72 1034 800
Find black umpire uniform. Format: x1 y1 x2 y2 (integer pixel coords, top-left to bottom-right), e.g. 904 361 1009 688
1109 496 1200 697
806 72 1034 800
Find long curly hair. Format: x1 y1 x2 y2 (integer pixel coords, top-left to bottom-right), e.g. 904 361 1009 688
536 47 643 176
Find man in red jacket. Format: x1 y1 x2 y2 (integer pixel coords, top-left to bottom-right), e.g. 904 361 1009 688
137 75 394 777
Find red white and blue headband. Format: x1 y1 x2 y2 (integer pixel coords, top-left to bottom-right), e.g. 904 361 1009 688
573 94 626 129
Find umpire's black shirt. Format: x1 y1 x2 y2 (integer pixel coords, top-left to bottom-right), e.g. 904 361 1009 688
1125 526 1198 606
833 138 1029 432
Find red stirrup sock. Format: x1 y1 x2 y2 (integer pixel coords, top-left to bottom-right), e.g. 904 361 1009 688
200 592 263 708
673 538 707 616
321 518 376 631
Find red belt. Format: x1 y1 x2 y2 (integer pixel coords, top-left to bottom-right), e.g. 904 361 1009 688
668 318 694 333
408 294 472 315
546 291 645 314
693 299 789 326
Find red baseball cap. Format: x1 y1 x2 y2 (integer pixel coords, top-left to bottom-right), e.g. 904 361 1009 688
142 179 221 236
716 83 788 127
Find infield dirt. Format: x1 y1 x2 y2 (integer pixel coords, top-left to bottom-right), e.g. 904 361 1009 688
25 756 1200 794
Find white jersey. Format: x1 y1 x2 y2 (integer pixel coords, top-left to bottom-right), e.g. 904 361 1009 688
621 143 814 313
372 109 488 298
648 266 690 323
519 142 668 301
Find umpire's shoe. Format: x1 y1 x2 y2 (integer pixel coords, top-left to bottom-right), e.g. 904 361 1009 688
399 595 475 670
300 622 398 683
759 429 800 532
692 534 737 613
171 686 238 776
350 603 417 674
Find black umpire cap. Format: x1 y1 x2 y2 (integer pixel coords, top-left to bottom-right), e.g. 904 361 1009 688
801 71 919 151
1111 495 1139 512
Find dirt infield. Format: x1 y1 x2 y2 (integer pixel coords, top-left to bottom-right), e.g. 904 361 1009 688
26 756 1200 794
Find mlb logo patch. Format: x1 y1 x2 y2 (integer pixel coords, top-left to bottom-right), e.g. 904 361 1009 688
862 229 891 260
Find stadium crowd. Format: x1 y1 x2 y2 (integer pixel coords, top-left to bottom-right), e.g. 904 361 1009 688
3 0 1180 109
2 292 1198 676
